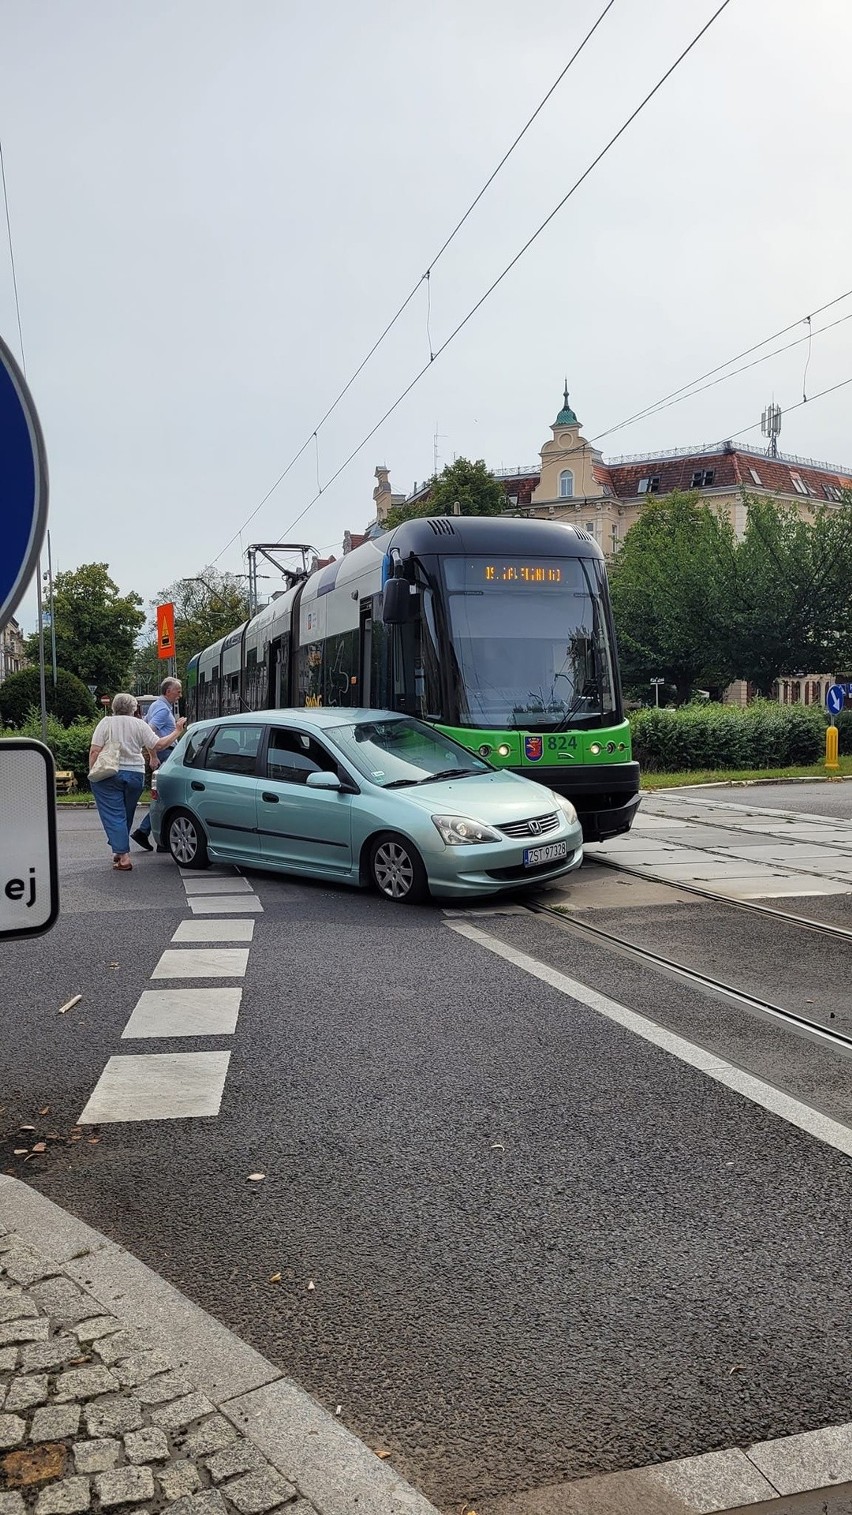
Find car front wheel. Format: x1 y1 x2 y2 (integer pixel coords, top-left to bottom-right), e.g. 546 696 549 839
167 809 209 870
369 833 428 904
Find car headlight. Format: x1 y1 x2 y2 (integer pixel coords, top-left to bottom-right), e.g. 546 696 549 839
552 792 578 826
431 815 503 846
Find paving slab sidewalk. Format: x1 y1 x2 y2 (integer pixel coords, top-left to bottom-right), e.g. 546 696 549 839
0 1177 439 1515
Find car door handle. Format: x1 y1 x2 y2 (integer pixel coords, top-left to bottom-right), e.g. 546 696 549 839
191 781 205 791
261 792 279 804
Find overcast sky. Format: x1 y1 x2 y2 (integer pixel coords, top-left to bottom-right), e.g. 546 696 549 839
3 0 852 634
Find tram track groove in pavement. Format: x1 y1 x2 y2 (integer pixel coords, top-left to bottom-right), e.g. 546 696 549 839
586 855 852 941
525 899 852 1060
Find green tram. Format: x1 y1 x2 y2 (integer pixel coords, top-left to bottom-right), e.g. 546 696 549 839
186 516 640 841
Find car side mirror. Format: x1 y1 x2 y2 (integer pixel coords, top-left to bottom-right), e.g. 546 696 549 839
306 771 342 791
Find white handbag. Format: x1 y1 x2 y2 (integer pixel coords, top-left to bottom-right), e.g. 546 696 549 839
89 720 121 783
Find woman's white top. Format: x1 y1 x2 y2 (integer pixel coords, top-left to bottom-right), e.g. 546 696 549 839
91 715 159 773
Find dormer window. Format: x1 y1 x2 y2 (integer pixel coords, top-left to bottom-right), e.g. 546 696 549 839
559 469 574 498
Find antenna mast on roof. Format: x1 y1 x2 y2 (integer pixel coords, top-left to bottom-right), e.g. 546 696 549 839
761 402 782 458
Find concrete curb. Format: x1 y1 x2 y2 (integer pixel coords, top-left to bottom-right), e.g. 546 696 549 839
642 774 852 792
0 1176 440 1515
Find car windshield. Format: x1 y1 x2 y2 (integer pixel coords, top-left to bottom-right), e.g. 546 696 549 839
329 718 490 788
441 555 618 731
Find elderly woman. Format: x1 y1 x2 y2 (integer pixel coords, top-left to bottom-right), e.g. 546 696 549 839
89 693 183 871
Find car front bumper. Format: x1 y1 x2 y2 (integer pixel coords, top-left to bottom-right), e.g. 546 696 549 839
425 825 584 898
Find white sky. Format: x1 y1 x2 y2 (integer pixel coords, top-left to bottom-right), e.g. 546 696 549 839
3 0 852 633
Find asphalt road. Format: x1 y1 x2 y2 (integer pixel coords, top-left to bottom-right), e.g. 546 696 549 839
691 779 852 820
3 806 852 1513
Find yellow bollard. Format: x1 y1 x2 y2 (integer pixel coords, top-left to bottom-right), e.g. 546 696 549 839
826 724 840 771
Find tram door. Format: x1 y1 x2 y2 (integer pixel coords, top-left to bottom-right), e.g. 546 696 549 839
359 600 373 706
268 635 290 710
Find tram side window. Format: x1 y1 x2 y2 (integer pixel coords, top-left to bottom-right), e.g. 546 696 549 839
298 641 324 705
244 648 265 711
266 728 339 785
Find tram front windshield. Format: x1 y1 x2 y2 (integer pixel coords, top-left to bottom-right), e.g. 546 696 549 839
441 556 618 731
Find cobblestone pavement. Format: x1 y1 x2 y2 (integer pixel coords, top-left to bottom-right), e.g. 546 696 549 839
0 1232 318 1515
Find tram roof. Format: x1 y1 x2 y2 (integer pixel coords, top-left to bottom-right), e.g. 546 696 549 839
385 514 604 559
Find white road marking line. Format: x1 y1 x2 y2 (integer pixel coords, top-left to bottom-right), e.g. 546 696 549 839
178 866 238 877
187 896 263 914
448 921 852 1160
78 1052 231 1123
151 948 249 979
182 877 255 894
172 920 255 942
122 988 243 1040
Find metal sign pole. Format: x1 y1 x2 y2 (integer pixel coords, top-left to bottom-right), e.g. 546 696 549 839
47 529 57 687
34 555 48 742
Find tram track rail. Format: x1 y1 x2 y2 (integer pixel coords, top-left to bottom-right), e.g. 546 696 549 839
525 896 852 1056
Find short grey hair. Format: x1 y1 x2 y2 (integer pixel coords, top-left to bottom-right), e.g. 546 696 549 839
112 692 137 715
161 677 181 697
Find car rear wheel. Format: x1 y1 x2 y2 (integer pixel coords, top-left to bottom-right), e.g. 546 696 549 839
369 833 428 904
167 809 209 869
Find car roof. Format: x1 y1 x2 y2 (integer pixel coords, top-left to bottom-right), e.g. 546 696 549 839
191 708 405 733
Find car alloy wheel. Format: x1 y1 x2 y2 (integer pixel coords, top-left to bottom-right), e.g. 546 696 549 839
370 835 427 903
168 810 208 869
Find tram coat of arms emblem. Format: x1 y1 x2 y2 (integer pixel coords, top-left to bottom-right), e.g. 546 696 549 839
524 735 543 761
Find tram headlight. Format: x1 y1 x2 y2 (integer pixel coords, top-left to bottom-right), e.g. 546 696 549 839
589 741 602 755
552 793 578 826
497 743 511 757
431 815 502 846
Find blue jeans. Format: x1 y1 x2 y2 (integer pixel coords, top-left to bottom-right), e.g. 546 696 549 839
92 770 145 855
137 748 172 835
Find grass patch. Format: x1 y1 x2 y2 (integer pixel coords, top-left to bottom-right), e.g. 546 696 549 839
57 790 153 807
641 757 852 790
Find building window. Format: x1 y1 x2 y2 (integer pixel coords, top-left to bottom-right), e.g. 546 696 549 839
558 469 574 498
637 476 660 495
790 472 808 496
691 469 715 487
584 521 595 535
824 484 843 502
611 524 620 550
749 467 762 485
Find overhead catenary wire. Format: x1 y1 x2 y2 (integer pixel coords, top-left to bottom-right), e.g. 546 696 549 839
236 0 737 550
212 0 619 562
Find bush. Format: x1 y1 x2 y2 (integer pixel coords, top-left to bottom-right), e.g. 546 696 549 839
1 712 97 788
630 700 825 772
0 666 96 727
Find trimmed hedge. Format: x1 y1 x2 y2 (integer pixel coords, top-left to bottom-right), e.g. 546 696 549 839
630 701 825 772
0 711 97 788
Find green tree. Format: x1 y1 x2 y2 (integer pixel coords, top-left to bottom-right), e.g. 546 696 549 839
609 492 737 704
729 495 852 692
25 564 144 696
385 457 506 528
0 666 96 727
134 569 251 686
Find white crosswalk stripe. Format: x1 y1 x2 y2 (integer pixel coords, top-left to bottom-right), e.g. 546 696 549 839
122 988 243 1039
79 864 259 1123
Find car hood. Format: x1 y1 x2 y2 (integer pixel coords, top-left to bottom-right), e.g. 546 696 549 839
378 770 562 822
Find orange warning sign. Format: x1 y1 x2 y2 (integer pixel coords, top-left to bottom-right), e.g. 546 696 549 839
156 602 175 660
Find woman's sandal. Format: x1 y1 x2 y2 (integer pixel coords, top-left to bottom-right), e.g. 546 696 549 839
113 861 133 871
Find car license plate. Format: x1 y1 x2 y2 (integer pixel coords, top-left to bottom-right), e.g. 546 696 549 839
523 840 568 868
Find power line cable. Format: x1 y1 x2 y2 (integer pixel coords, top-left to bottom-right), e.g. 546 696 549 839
213 0 619 561
589 306 852 445
591 288 852 441
0 138 26 374
238 0 735 550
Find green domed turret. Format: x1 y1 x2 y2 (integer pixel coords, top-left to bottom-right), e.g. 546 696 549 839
555 381 579 428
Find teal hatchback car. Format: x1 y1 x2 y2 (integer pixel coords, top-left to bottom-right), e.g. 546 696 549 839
149 710 583 904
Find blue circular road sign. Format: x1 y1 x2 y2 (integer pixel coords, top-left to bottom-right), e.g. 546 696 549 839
827 685 846 716
0 333 48 629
